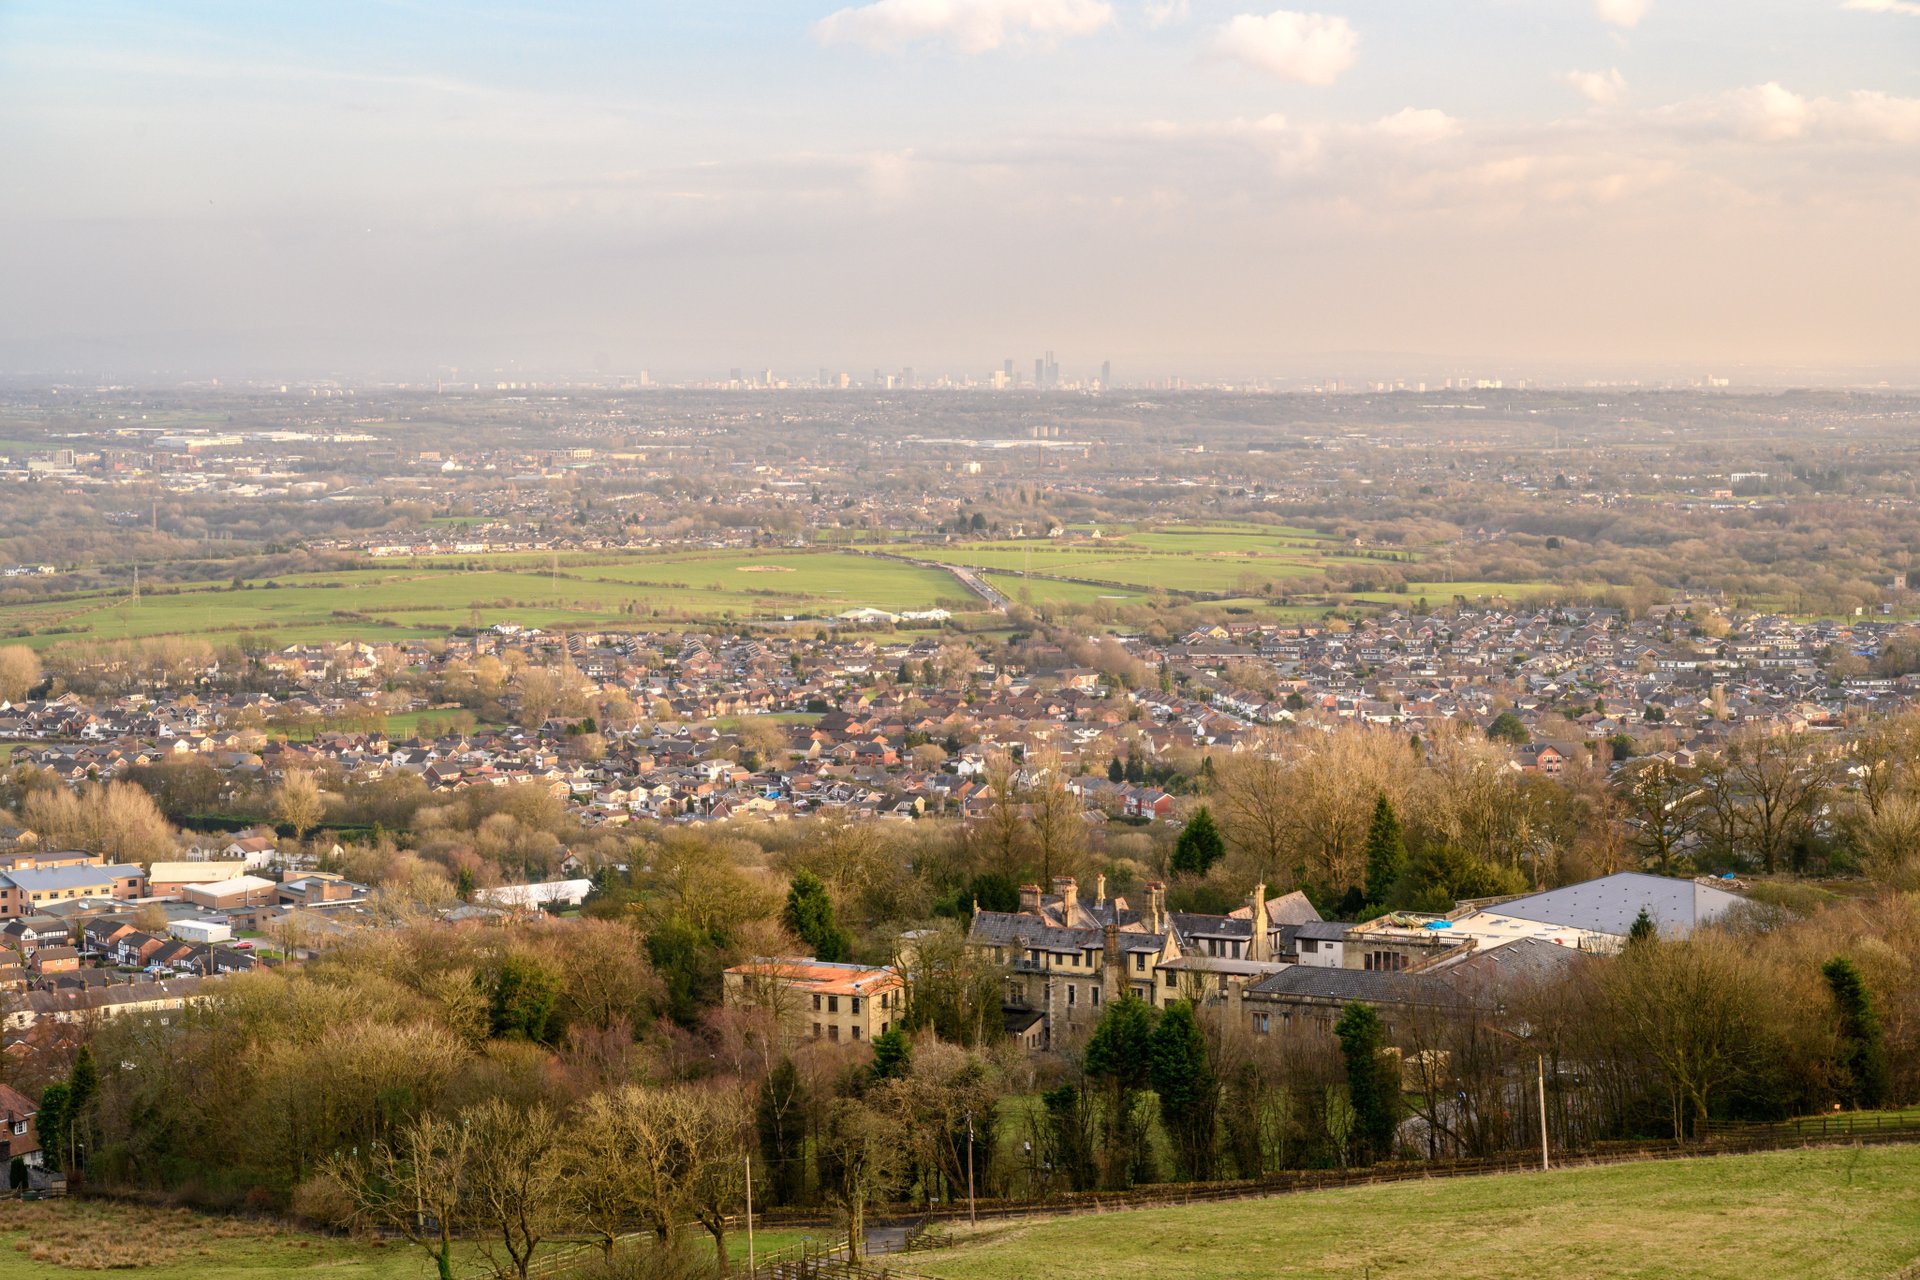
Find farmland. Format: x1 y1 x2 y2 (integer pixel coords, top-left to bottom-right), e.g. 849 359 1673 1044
910 1144 1920 1280
0 523 1557 648
0 549 978 648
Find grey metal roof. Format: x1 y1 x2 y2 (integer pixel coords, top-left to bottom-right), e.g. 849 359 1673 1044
1485 872 1743 938
1295 921 1351 941
1 864 143 893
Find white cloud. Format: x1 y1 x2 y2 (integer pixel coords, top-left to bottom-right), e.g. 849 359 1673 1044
1653 82 1920 145
1373 107 1462 143
813 0 1115 54
1143 0 1191 27
1561 67 1626 105
1826 89 1920 142
1213 10 1358 85
1595 0 1648 28
1843 0 1920 14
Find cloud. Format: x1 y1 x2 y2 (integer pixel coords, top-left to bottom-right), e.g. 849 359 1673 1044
1143 0 1191 26
812 0 1115 53
1373 107 1462 143
1595 0 1648 27
1213 10 1358 85
1654 82 1920 144
1561 67 1627 105
1843 0 1920 13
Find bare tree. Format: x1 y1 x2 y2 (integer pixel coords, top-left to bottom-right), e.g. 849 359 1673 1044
315 1113 475 1280
273 769 326 841
463 1097 567 1280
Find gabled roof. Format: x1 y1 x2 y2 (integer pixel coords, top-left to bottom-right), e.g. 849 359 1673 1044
1481 872 1743 939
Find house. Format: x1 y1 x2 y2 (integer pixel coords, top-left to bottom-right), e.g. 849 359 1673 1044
0 1082 40 1168
722 957 906 1045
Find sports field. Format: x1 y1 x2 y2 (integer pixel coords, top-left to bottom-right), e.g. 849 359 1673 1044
910 1144 1920 1280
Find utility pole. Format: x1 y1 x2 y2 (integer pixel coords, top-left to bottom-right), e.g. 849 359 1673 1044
744 1152 755 1275
966 1111 977 1228
1538 1053 1551 1171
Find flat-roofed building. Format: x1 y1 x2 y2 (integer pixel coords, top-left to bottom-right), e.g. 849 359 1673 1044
0 863 146 920
149 861 249 900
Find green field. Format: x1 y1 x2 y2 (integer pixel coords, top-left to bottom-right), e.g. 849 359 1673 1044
0 549 977 648
0 1199 819 1280
911 1145 1920 1280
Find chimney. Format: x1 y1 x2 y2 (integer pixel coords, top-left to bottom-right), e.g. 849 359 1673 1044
1247 882 1269 962
1103 921 1122 1003
1053 876 1078 923
1095 872 1108 905
1018 883 1042 915
1147 880 1166 934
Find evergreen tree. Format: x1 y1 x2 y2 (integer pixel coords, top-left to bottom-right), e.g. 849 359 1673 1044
1124 755 1145 785
1824 957 1891 1109
1362 794 1407 907
34 1083 69 1173
1627 908 1657 945
870 1027 912 1081
756 1057 808 1206
1171 806 1225 876
488 955 562 1044
1334 1002 1402 1164
783 869 851 962
1486 711 1530 745
1147 999 1218 1181
1107 757 1125 784
1084 995 1159 1188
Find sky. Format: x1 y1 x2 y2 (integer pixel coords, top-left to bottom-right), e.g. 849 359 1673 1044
1 0 1917 382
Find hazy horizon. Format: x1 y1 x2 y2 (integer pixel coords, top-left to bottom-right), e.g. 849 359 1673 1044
4 0 1917 381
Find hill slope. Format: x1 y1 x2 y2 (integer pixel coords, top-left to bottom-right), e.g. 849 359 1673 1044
910 1145 1920 1280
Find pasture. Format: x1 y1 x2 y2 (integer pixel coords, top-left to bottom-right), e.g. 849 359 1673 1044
910 1144 1920 1280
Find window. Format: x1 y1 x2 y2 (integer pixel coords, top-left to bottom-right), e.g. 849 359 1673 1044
851 1026 861 1040
828 995 839 1013
1301 939 1318 953
1133 952 1145 971
1067 984 1076 1006
1091 986 1101 1007
812 993 822 1011
828 1025 839 1042
850 996 861 1015
1254 1013 1270 1034
812 1022 822 1038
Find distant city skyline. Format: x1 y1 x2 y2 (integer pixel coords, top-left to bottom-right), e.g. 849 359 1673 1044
2 1 1917 379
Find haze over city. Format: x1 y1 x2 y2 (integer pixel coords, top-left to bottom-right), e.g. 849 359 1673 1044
3 0 1918 382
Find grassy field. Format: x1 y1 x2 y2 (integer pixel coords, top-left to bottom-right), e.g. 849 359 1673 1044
0 549 976 648
910 1145 1920 1280
0 1200 820 1280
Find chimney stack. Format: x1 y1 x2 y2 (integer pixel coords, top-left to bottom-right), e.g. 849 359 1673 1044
1248 882 1269 962
1053 876 1078 923
1103 920 1122 1003
1147 880 1167 934
1018 883 1042 915
1095 872 1108 905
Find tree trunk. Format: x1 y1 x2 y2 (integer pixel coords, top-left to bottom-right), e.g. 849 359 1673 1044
705 1219 731 1276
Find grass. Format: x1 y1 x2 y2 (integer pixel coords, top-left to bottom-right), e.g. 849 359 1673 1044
0 1200 462 1278
0 549 977 648
909 1145 1920 1280
0 1201 817 1279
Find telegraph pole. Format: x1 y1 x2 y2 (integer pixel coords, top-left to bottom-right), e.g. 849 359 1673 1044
966 1111 977 1228
744 1152 755 1274
1538 1054 1551 1171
